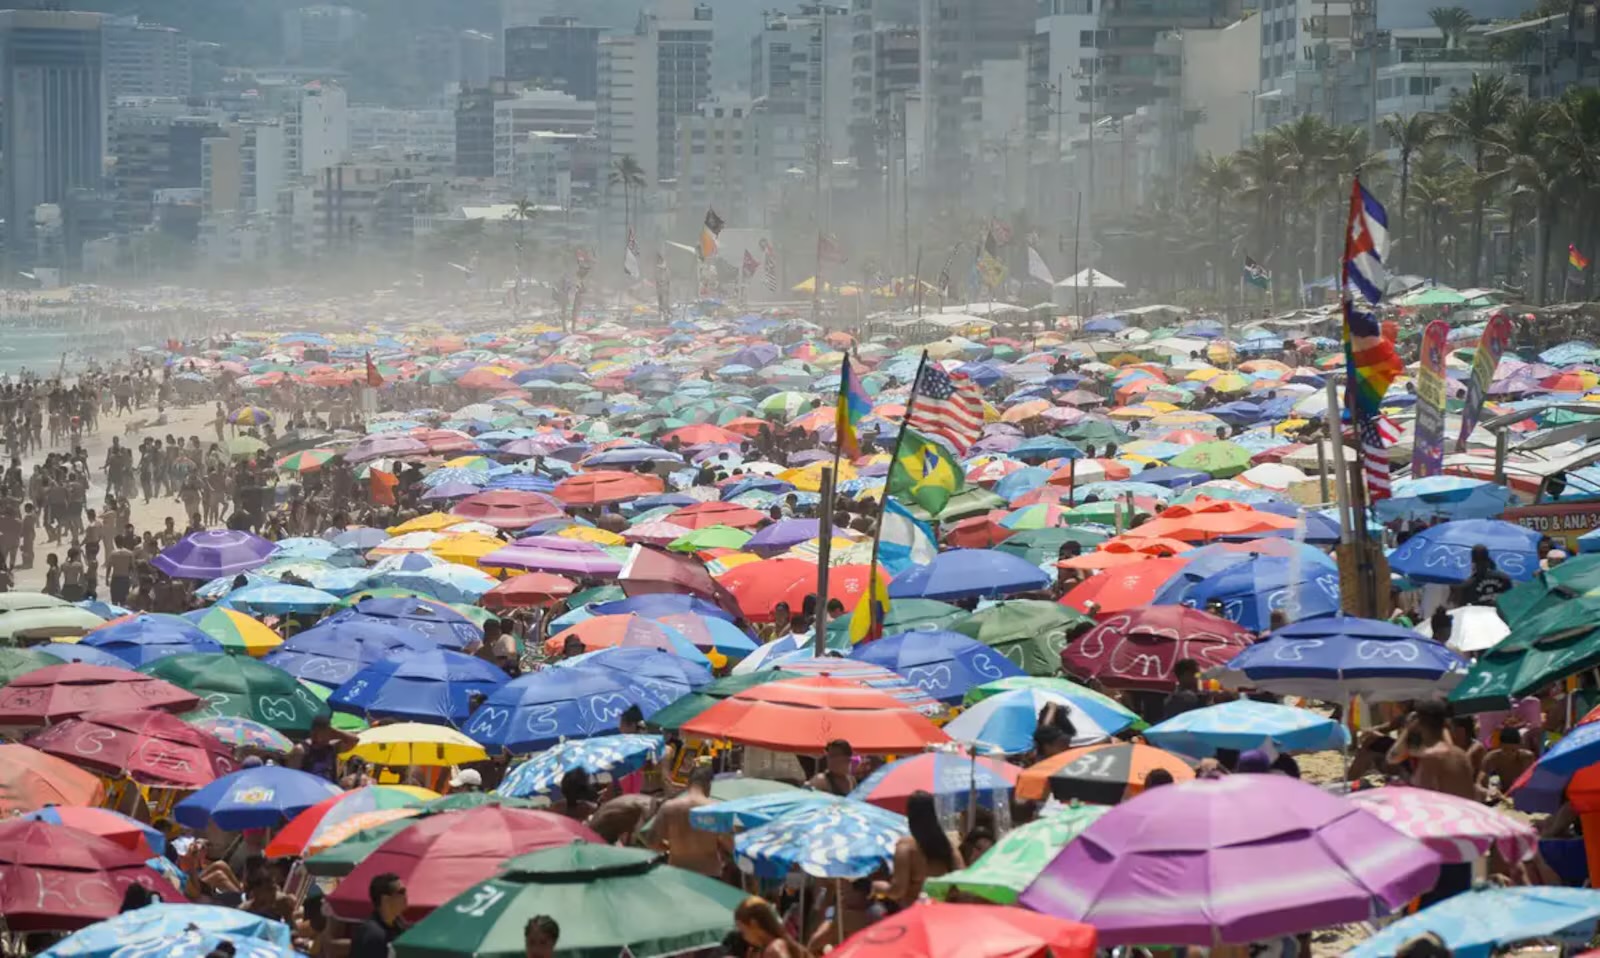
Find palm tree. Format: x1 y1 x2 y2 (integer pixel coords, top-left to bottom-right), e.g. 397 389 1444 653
1547 86 1600 300
1379 112 1437 268
1193 152 1243 289
508 196 537 299
608 155 647 232
1428 6 1476 48
1486 98 1551 289
1437 73 1518 284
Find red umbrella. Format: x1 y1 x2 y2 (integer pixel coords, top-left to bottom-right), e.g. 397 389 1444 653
0 744 107 812
480 572 577 610
0 820 185 931
26 709 236 789
831 901 1096 958
667 501 767 530
450 490 566 530
413 429 478 454
0 664 201 725
552 470 664 506
327 807 600 922
1061 605 1255 691
1058 557 1193 615
942 512 1016 548
680 676 951 754
20 807 163 855
716 559 889 623
660 423 747 446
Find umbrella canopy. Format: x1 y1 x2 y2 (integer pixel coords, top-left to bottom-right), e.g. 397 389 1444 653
181 607 283 657
849 751 1020 814
329 807 600 922
348 723 488 767
151 530 277 579
20 806 165 855
1016 742 1196 804
735 800 909 879
0 606 105 642
1347 786 1538 865
263 618 438 688
329 650 509 724
1061 606 1255 692
0 743 107 812
1059 557 1195 614
680 676 950 754
888 549 1052 600
552 470 664 506
392 845 745 958
264 785 436 858
829 901 1096 958
0 663 200 724
463 664 684 754
497 734 666 798
0 820 184 931
190 716 294 754
689 792 845 834
40 904 294 958
1143 699 1350 757
848 629 1025 703
1344 886 1600 958
1388 518 1542 584
450 490 566 530
944 688 1120 754
141 653 331 733
80 614 223 667
324 598 483 650
174 766 343 830
0 645 66 682
1018 776 1442 947
1217 615 1469 703
26 708 236 788
926 805 1111 905
949 601 1092 676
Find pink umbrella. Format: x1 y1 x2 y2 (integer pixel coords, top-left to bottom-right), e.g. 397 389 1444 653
1019 775 1441 947
478 546 623 577
451 490 565 530
346 434 428 463
1348 786 1538 864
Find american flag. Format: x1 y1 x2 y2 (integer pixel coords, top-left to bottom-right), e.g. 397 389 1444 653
1359 417 1392 502
760 239 779 292
909 360 984 454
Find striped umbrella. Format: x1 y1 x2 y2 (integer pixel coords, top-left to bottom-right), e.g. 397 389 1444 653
1348 786 1539 864
925 805 1110 904
497 734 665 798
735 801 908 879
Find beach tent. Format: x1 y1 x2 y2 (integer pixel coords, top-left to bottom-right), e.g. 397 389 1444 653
1056 269 1126 290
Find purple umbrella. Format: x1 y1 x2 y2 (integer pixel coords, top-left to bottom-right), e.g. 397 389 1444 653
745 518 822 554
510 535 606 554
1019 775 1441 947
151 530 277 579
345 434 428 463
420 482 480 501
479 545 623 577
500 435 570 457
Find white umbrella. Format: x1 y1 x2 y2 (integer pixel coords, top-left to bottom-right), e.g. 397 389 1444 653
1444 604 1510 653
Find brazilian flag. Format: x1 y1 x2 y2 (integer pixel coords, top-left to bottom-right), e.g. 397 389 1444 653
889 428 962 516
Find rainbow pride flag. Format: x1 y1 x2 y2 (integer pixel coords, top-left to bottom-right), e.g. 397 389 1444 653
835 355 871 458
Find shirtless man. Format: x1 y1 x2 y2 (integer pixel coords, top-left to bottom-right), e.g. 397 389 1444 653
808 739 857 796
1479 726 1536 798
644 765 726 877
1386 699 1478 800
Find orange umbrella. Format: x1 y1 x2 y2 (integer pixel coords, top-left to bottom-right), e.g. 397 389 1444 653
480 573 577 610
0 744 107 813
716 558 889 622
1121 506 1297 543
668 501 767 530
1057 536 1194 570
552 470 664 506
1016 742 1195 803
723 416 770 438
1058 557 1193 614
680 676 950 754
660 423 746 446
1001 399 1053 423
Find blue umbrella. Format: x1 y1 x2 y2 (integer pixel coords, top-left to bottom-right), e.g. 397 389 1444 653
1346 886 1600 958
889 549 1052 601
581 446 685 468
263 618 438 688
497 734 666 797
370 552 450 574
57 930 296 958
735 802 908 879
554 647 713 694
80 614 222 667
1009 436 1084 463
329 650 509 724
322 598 483 650
1128 466 1210 489
464 664 682 754
647 612 759 657
40 904 294 958
1176 555 1342 631
37 641 127 667
269 537 341 561
745 518 823 553
1216 614 1470 703
377 565 499 603
281 566 375 595
943 687 1126 753
591 593 737 623
221 582 340 615
991 466 1053 502
1374 476 1516 523
421 481 481 501
330 527 389 550
1142 699 1350 758
848 629 1024 703
690 793 843 833
1388 518 1542 584
74 600 130 620
174 766 341 830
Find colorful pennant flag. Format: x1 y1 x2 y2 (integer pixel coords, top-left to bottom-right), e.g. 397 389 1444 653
1340 178 1402 503
1243 256 1271 290
623 228 640 279
699 208 723 260
835 355 872 459
1572 244 1590 271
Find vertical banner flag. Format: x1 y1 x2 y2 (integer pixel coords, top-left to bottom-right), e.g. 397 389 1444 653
1410 319 1451 478
1455 311 1514 452
655 252 670 319
1340 178 1402 502
835 355 871 459
1027 246 1055 285
699 208 724 260
364 352 384 388
760 238 779 292
742 249 760 279
623 228 641 279
1243 256 1271 290
819 232 848 265
1572 244 1591 271
977 229 1008 288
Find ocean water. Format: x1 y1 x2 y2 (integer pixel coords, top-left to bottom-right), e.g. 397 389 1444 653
0 313 145 376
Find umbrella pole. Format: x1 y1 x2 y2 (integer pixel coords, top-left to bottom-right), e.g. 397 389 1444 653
814 464 836 656
835 879 846 948
967 744 979 834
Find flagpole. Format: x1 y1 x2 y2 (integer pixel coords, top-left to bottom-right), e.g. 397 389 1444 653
1339 175 1379 620
859 350 932 642
912 246 923 316
813 231 824 324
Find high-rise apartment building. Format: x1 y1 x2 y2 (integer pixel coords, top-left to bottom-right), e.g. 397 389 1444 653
492 89 596 181
647 0 713 182
504 17 602 101
924 0 1036 183
282 5 366 66
597 33 659 188
102 16 190 100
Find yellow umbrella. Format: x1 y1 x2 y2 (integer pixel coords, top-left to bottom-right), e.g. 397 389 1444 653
556 526 626 546
1150 411 1224 428
442 455 493 470
1208 373 1250 393
1273 418 1310 435
429 532 510 568
1109 404 1161 421
1206 343 1238 364
1185 367 1224 382
1002 400 1053 423
344 723 488 767
1119 454 1166 467
780 460 859 492
387 512 468 535
189 607 283 657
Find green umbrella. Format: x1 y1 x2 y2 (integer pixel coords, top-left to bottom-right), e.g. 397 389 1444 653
1060 421 1131 446
826 599 964 643
950 600 1092 676
709 777 801 801
1169 441 1252 478
299 679 369 732
144 653 331 734
757 391 816 419
394 845 745 958
965 675 1145 730
1498 555 1600 624
908 486 1004 523
304 818 414 877
0 606 105 643
1395 285 1466 307
668 525 753 553
647 671 791 729
0 646 65 683
993 527 1109 565
925 805 1110 904
0 592 68 613
1450 598 1600 712
566 585 625 607
1064 500 1142 527
329 587 429 612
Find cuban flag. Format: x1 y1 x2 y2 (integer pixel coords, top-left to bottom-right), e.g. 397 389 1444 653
1344 180 1389 317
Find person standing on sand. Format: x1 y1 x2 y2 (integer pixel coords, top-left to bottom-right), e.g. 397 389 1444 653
644 764 726 878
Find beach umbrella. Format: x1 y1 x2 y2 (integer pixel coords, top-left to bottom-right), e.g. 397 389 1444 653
0 646 65 682
1143 699 1349 757
151 530 276 579
463 664 682 754
391 844 744 958
1175 555 1342 631
80 614 223 667
330 650 508 724
497 734 666 798
142 653 330 733
264 785 436 858
1218 615 1469 703
39 905 295 958
1058 557 1194 614
0 663 200 724
262 617 437 688
825 598 964 644
276 449 336 473
0 606 106 643
1388 518 1542 584
944 688 1120 754
965 676 1144 731
1019 776 1442 947
1016 742 1196 803
190 715 293 754
1374 476 1515 522
1347 786 1538 865
848 751 1020 814
735 800 909 879
543 613 709 663
643 670 793 729
450 490 565 530
681 675 949 754
349 723 488 766
645 611 759 657
221 582 340 615
26 708 235 788
949 601 1092 675
0 821 184 931
888 548 1052 600
0 591 69 611
1168 441 1252 478
0 743 107 812
1444 605 1511 654
477 542 623 578
848 629 1024 702
181 607 282 657
1061 606 1254 691
19 806 164 855
717 558 887 622
689 791 839 833
552 470 664 506
323 597 483 650
993 527 1108 565
175 765 342 830
829 901 1096 958
480 572 577 610
1345 885 1600 958
329 807 601 922
926 805 1111 905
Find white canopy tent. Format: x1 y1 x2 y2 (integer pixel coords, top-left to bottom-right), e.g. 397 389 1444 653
1055 268 1125 290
